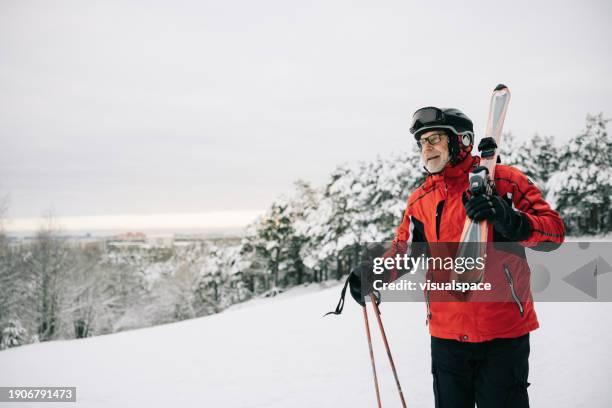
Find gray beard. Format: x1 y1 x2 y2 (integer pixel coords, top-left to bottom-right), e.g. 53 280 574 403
424 157 449 174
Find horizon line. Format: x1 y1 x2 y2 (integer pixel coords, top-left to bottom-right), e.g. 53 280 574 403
3 210 264 233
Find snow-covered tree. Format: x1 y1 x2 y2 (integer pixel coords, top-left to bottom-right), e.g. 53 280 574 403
0 195 14 337
0 319 27 350
246 199 294 288
296 149 423 280
283 181 318 286
546 113 612 234
57 250 118 339
21 222 76 341
498 132 525 168
354 149 423 241
0 204 40 346
196 244 245 312
311 165 362 279
499 132 559 193
240 181 320 290
528 134 560 187
102 254 150 332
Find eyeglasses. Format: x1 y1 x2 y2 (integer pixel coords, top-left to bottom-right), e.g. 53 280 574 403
417 133 446 149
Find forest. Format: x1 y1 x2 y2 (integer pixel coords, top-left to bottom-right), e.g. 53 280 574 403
1 113 610 350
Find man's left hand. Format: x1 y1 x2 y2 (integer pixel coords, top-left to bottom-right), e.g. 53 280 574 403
463 193 532 241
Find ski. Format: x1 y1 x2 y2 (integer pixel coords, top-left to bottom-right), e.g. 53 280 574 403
453 84 511 284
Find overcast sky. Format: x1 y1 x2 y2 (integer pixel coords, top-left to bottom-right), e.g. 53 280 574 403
1 0 611 225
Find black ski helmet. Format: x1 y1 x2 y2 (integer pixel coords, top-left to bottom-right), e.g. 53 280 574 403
410 107 474 164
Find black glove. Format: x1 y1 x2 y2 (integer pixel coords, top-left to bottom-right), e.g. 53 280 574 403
463 192 531 241
324 265 380 316
349 264 383 306
348 267 366 306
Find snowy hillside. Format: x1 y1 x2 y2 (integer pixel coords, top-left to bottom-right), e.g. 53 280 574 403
1 283 611 408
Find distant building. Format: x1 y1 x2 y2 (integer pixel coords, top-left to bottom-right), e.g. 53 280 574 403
107 231 147 249
145 234 174 248
76 238 106 252
116 232 146 242
107 241 144 249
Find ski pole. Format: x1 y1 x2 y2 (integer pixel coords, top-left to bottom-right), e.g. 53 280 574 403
362 304 382 408
371 294 408 408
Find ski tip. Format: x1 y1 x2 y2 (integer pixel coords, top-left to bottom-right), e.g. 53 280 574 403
494 83 508 91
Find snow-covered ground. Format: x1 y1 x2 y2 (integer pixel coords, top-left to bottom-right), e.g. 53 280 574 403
1 283 611 408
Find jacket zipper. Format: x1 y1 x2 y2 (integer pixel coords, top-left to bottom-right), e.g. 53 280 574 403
435 201 445 241
503 264 524 317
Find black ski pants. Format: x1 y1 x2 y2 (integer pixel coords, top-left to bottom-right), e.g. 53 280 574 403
431 334 530 408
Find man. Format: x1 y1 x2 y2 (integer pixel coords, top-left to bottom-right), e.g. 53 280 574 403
348 107 565 407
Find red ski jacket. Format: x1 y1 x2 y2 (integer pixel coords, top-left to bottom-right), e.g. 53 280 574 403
391 155 565 342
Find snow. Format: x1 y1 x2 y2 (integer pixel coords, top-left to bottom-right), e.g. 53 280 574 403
566 234 612 242
1 283 611 407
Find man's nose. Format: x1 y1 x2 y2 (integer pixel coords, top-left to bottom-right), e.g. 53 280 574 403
422 142 434 152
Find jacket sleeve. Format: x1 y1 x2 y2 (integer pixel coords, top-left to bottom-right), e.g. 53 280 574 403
384 200 429 281
497 167 565 250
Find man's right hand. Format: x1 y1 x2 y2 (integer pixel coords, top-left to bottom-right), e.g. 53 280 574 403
349 264 383 307
348 266 366 306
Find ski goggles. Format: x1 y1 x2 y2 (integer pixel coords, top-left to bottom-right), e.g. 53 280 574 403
409 107 445 135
